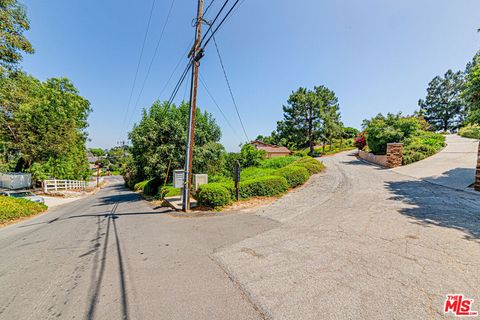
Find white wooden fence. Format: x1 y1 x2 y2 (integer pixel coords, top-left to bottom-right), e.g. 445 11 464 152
43 179 87 192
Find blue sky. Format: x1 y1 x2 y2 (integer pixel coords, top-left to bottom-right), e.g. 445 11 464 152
22 0 480 151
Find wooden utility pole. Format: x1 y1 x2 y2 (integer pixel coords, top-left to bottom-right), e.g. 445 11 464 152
182 0 205 212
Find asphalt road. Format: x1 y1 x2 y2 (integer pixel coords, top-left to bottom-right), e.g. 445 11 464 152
1 138 479 319
216 151 480 319
0 176 278 320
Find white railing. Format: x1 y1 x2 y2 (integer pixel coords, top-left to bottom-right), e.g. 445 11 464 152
43 179 87 192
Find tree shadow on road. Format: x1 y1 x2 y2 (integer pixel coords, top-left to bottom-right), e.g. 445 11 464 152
385 171 480 242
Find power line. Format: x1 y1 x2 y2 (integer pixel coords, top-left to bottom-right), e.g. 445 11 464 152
157 39 194 100
203 0 217 16
199 74 241 141
119 0 157 139
126 0 177 130
200 0 242 50
199 0 232 48
167 60 193 106
212 35 249 141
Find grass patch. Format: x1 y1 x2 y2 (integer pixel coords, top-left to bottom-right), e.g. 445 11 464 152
0 197 48 224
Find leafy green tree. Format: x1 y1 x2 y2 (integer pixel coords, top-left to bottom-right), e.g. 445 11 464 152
463 52 480 124
128 101 224 185
89 148 105 157
418 70 465 131
276 86 340 155
342 127 360 139
0 72 91 179
0 0 34 71
239 144 265 167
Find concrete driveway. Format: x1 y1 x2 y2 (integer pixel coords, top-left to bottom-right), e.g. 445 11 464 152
393 134 479 191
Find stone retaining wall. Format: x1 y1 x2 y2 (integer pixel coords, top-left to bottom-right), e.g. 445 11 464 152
358 143 404 168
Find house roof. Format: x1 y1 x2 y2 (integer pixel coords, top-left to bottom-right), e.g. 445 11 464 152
250 140 291 153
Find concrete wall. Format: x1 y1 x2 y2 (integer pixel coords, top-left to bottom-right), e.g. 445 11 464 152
358 150 388 167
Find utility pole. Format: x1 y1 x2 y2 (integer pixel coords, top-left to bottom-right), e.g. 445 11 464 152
182 0 205 212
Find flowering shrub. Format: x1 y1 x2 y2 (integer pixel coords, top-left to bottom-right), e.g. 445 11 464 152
354 132 367 150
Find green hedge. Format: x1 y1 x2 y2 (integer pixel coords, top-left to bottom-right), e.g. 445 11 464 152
240 167 275 180
293 158 325 174
402 132 445 165
0 197 48 224
459 124 480 139
259 156 298 169
196 183 231 208
275 165 310 188
240 175 289 198
134 179 149 191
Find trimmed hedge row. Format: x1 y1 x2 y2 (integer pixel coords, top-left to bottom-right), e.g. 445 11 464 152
275 165 310 188
196 157 325 209
239 175 289 198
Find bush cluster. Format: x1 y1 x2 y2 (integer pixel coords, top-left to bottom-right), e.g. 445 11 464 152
275 165 310 188
459 124 480 139
239 176 289 198
196 183 231 208
402 132 446 165
293 157 325 174
196 156 325 209
259 156 298 169
0 197 48 224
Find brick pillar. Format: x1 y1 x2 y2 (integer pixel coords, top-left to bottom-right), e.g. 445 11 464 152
386 143 403 168
475 142 480 192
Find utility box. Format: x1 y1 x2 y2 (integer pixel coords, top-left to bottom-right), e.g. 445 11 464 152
0 173 32 190
173 170 185 189
193 174 208 191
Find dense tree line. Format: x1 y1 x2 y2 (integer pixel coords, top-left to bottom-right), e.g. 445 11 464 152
418 45 480 131
0 0 91 180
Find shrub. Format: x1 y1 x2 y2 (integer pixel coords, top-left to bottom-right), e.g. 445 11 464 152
240 176 289 198
134 180 149 191
364 113 421 154
459 124 480 139
354 132 367 150
0 197 48 224
144 178 161 196
209 175 232 183
239 144 266 167
293 158 325 174
259 156 298 169
275 165 310 188
402 132 446 165
158 186 181 199
196 183 231 208
240 167 275 180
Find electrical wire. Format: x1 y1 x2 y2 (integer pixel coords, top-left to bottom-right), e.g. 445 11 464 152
199 74 241 141
119 0 157 140
212 35 249 141
203 0 217 16
125 0 177 130
200 0 241 50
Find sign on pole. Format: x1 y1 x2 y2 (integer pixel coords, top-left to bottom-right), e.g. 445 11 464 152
173 170 185 189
